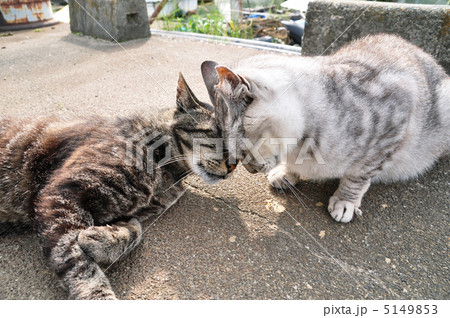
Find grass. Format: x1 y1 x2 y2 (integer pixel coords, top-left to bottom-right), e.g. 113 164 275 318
160 5 254 39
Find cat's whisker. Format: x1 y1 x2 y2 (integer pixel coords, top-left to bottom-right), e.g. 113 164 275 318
162 170 195 194
159 156 189 163
157 159 188 167
157 157 191 168
162 155 186 160
283 180 307 210
281 179 308 212
161 154 191 161
272 177 308 211
284 180 313 203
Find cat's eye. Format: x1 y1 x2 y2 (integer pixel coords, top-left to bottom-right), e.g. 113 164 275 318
202 144 217 150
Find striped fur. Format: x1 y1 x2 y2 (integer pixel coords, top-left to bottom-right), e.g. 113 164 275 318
202 34 450 223
0 75 232 299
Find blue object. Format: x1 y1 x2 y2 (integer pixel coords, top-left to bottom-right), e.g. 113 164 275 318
249 13 267 19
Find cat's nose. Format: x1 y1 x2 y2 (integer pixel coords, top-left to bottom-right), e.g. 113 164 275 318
226 162 237 174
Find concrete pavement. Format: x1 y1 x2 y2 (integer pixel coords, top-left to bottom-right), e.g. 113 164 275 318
0 23 448 299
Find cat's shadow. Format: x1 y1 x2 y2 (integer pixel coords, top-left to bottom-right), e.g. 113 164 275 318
0 157 448 299
105 189 264 299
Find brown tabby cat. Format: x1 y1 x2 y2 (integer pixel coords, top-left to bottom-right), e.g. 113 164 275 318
0 74 235 299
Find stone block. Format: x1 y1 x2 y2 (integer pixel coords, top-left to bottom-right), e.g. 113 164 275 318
69 0 150 42
302 0 450 74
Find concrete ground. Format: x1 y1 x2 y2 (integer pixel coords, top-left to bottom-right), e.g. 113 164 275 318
0 23 448 300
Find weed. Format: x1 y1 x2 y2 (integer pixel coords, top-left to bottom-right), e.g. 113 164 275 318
160 5 253 39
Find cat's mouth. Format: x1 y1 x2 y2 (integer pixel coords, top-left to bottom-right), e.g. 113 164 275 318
196 162 231 184
243 163 258 174
243 161 273 174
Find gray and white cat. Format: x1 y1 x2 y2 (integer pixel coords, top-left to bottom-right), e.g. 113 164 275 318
201 34 450 223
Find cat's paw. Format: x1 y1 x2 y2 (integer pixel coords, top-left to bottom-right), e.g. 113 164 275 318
77 218 142 265
77 226 118 265
268 166 298 189
328 196 362 223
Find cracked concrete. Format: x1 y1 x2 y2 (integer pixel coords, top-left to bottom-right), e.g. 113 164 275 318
0 23 449 300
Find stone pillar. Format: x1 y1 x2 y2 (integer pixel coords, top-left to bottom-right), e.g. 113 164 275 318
69 0 151 42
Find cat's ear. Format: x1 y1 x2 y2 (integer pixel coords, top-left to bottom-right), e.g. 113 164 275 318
201 61 219 104
215 66 251 93
176 73 213 112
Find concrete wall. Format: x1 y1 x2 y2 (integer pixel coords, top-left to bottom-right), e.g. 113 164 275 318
302 0 450 74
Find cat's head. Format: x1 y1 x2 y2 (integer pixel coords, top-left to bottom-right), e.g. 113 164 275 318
201 61 277 173
201 61 254 165
172 73 237 184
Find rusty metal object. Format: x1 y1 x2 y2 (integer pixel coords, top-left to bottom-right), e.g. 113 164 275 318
0 0 59 31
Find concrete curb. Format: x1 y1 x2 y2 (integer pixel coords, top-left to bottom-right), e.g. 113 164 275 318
151 29 302 55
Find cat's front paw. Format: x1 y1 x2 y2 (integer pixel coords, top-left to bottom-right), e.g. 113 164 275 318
328 196 362 223
77 218 142 266
268 166 298 189
77 226 117 265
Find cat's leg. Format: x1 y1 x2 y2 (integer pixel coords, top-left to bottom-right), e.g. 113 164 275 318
77 175 184 266
35 194 117 300
328 176 371 223
268 165 298 189
77 218 142 267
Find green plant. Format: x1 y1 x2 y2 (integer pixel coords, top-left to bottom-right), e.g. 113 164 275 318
160 5 254 39
228 19 253 39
